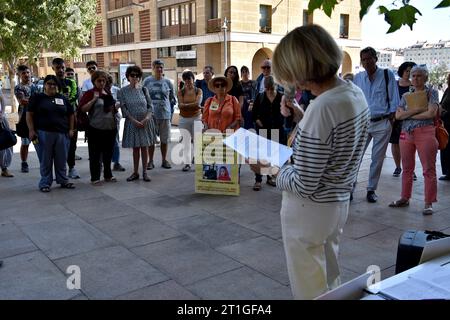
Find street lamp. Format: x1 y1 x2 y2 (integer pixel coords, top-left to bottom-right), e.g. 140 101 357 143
222 17 229 70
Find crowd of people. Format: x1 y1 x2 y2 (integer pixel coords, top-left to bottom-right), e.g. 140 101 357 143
1 24 450 299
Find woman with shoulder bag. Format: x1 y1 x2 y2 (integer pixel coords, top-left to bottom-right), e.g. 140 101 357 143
389 66 440 215
0 92 14 177
118 66 157 182
79 71 118 185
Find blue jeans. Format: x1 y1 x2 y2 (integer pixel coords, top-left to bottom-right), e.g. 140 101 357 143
35 130 70 189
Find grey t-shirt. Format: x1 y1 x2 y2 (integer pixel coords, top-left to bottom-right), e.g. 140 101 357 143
142 76 176 120
89 96 116 131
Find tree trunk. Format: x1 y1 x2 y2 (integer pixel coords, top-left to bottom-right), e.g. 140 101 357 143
6 59 17 113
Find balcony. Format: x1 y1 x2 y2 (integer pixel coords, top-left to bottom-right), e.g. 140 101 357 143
161 23 196 39
110 33 135 45
206 18 221 33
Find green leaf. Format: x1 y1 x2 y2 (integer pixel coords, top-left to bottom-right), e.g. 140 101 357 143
308 0 338 17
360 0 376 20
378 4 422 33
308 0 323 13
435 0 450 9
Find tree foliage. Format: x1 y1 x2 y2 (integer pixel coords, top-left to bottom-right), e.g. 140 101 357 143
308 0 450 33
429 62 449 87
0 0 98 62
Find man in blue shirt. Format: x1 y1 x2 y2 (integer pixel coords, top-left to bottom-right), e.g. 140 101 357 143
354 47 400 203
195 66 215 107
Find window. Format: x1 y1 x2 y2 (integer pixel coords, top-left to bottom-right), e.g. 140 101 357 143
303 10 313 26
210 0 218 19
170 7 179 25
82 54 94 63
110 51 135 64
259 5 272 33
161 9 170 27
157 47 175 58
339 14 349 38
191 3 196 23
110 15 133 36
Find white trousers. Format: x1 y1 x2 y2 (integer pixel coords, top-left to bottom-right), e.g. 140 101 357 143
280 191 349 300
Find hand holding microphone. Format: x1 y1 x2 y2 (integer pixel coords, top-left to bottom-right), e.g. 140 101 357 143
282 85 304 124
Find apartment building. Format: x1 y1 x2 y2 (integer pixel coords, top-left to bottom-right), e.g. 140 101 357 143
377 49 404 70
404 40 450 70
36 0 363 86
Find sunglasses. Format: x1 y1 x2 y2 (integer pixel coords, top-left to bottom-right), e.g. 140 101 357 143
261 66 271 69
214 83 227 88
66 73 74 76
45 82 57 86
129 74 140 78
87 67 97 71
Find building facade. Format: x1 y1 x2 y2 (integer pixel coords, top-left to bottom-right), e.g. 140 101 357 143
376 49 404 70
404 40 450 70
36 0 363 86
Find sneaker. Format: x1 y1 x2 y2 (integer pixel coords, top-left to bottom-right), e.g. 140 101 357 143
161 160 172 169
68 168 80 179
75 155 82 160
413 172 417 181
366 191 378 203
392 167 401 177
423 205 433 216
182 164 191 172
21 161 29 173
147 161 155 170
1 169 14 178
113 163 126 172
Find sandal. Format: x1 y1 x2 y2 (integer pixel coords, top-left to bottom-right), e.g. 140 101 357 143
388 199 409 207
91 180 102 186
266 179 276 187
60 183 75 189
104 177 117 183
40 187 50 193
142 173 151 182
253 182 262 191
127 173 139 182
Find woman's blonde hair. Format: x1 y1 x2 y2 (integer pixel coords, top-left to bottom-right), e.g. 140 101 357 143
272 24 342 84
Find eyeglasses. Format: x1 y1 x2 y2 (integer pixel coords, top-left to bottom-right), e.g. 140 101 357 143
66 73 74 77
87 67 97 71
129 74 140 78
214 83 227 88
45 82 57 86
261 66 271 70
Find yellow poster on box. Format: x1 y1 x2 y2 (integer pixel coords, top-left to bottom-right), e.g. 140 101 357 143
195 132 240 196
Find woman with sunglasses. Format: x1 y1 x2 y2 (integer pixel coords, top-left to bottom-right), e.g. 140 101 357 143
202 76 241 133
26 75 75 192
80 70 118 185
118 66 156 182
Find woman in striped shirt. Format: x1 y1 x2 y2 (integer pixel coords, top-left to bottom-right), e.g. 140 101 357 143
251 25 370 299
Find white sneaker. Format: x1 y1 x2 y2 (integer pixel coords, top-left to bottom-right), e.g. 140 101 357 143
68 168 81 179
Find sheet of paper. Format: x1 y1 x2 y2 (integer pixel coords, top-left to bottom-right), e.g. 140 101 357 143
223 128 293 167
379 277 450 300
420 236 450 264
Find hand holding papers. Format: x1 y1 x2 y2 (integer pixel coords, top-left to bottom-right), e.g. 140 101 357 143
223 128 293 168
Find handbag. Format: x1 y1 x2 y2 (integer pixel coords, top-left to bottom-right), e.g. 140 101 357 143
15 110 29 138
0 120 17 150
435 110 449 150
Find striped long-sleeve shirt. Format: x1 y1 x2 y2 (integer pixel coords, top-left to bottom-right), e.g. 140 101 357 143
276 81 370 203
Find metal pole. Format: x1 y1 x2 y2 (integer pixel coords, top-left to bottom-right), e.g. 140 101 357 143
222 17 228 70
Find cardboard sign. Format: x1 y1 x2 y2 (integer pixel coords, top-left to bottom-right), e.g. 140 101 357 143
195 132 240 196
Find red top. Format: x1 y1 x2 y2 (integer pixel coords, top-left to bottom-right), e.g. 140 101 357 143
202 94 241 133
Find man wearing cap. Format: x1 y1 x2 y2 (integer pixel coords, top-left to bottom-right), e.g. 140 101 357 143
143 59 177 169
202 76 241 133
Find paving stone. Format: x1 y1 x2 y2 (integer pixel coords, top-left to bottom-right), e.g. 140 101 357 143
0 223 37 259
63 196 144 223
186 267 292 300
132 235 242 285
217 236 289 285
124 195 206 221
99 182 161 200
2 202 75 226
20 216 115 260
166 214 261 248
93 213 181 248
0 251 80 300
343 216 390 240
54 246 168 299
116 280 199 300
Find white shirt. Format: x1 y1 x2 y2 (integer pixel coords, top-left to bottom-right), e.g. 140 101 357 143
81 79 93 92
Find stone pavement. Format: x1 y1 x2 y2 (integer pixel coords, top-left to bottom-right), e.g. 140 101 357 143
1 128 450 300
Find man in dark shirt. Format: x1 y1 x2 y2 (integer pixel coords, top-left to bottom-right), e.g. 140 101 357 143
52 58 80 179
195 66 215 106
